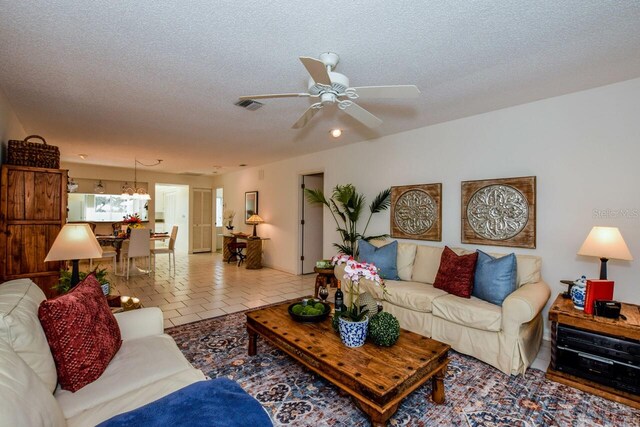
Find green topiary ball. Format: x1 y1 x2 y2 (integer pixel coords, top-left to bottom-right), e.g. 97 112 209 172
368 312 400 346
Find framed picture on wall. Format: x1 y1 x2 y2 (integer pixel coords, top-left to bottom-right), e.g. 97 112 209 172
461 176 536 248
390 183 442 241
245 191 258 223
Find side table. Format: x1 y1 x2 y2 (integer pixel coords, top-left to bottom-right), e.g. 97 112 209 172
314 267 338 298
546 294 640 409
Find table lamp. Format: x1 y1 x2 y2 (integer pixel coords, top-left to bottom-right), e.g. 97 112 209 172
246 214 264 238
577 226 633 279
45 223 104 288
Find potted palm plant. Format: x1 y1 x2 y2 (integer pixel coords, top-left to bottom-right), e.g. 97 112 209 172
304 184 391 256
55 267 111 295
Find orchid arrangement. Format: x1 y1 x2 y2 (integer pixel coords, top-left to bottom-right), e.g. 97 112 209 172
331 254 384 321
223 209 236 230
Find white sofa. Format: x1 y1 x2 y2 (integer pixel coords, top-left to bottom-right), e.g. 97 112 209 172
336 242 551 375
0 279 206 427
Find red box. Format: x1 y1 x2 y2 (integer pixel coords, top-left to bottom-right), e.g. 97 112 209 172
584 280 614 315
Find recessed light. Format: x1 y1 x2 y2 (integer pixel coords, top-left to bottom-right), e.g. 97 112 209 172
330 129 342 138
78 154 88 160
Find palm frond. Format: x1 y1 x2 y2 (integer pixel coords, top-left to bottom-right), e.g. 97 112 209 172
304 188 329 207
369 188 391 213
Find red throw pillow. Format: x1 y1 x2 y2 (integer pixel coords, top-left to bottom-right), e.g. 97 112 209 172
433 246 479 298
38 273 122 392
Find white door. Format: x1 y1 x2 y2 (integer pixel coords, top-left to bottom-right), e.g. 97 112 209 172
301 174 324 274
192 188 213 253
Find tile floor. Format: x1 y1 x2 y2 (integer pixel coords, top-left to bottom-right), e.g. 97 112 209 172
92 250 551 369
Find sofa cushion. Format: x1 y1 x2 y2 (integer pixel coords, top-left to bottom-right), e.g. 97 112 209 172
397 243 417 281
0 278 58 392
431 294 502 332
383 281 448 313
358 239 399 280
411 245 444 284
433 247 478 298
39 274 122 392
515 255 541 286
0 336 66 427
56 333 197 418
473 251 517 306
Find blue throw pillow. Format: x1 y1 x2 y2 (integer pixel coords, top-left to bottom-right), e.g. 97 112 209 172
472 250 517 306
358 240 400 280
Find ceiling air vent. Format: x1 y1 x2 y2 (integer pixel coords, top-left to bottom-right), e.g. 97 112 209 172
234 99 263 111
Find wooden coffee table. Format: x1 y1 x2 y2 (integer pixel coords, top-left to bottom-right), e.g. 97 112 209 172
246 302 450 426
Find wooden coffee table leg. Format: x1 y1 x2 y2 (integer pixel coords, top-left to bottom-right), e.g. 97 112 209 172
247 328 258 356
354 399 397 427
431 366 446 404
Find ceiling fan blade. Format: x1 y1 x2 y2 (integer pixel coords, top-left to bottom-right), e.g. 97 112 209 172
348 85 421 99
238 93 311 100
292 104 322 129
299 57 332 86
341 102 383 128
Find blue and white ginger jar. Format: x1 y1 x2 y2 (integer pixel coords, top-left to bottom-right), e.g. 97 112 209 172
570 282 586 311
339 316 369 348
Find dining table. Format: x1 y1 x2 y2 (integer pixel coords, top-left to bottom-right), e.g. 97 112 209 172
96 233 169 276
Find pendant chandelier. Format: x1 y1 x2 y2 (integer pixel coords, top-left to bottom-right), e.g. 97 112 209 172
121 158 162 200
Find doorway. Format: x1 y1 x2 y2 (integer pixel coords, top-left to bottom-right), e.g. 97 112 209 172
300 173 324 274
155 184 189 253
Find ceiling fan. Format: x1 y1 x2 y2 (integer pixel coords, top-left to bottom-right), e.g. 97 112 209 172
238 52 420 129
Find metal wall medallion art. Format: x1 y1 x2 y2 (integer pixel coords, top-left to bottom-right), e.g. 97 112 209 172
391 183 442 241
461 176 536 248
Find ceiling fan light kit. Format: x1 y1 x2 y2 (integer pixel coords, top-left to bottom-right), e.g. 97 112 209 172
239 52 420 130
330 129 342 138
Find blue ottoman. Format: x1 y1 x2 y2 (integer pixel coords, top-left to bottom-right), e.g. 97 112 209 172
98 378 272 427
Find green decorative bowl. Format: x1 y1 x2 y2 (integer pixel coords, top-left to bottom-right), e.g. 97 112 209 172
287 301 331 323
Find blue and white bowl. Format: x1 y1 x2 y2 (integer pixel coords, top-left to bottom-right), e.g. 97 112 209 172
570 282 586 310
338 316 369 348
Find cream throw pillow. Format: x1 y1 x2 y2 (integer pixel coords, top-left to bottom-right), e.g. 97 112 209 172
411 245 445 284
396 243 417 281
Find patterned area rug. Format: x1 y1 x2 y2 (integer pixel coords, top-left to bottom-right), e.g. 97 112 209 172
167 313 639 427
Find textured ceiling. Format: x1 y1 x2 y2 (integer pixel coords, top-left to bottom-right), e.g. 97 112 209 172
1 1 640 174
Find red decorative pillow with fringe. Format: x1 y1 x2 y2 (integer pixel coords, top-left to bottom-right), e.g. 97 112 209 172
433 246 479 298
38 273 121 392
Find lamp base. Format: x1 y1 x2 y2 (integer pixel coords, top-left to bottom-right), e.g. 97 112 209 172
599 257 608 280
252 224 258 237
70 259 81 288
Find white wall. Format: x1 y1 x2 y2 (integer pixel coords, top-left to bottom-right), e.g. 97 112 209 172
220 77 640 334
0 87 26 163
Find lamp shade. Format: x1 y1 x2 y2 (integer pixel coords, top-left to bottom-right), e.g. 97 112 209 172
577 226 633 261
246 214 264 225
44 224 103 262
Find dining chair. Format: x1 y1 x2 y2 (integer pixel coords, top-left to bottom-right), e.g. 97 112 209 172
120 228 151 279
88 223 117 273
89 248 117 273
151 225 178 273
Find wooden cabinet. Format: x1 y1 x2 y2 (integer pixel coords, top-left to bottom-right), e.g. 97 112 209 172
546 294 640 409
0 165 67 298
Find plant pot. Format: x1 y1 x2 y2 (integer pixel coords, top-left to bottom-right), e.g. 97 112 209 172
101 282 110 296
339 315 369 348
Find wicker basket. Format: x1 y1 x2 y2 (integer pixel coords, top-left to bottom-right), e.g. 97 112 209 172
7 135 60 169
